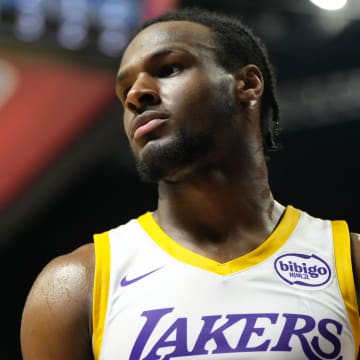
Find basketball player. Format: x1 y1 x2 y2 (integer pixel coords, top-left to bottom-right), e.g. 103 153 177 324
20 7 360 360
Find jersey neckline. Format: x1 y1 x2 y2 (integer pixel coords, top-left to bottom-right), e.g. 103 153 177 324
137 205 301 275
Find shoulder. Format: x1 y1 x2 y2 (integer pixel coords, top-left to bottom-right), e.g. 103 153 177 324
351 232 360 242
28 242 95 301
20 243 95 359
351 233 360 254
350 233 360 281
351 232 360 256
23 242 95 316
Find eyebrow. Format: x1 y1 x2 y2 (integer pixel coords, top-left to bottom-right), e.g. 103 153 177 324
116 46 189 84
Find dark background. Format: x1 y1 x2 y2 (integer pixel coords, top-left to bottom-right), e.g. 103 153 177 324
0 0 359 358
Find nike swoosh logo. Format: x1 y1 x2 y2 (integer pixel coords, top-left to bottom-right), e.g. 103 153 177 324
120 266 163 287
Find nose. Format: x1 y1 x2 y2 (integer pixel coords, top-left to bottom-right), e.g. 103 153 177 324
125 73 160 113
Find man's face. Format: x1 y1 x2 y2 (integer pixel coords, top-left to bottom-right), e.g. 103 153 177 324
116 20 237 182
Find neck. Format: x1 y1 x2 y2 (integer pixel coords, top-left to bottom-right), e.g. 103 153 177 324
153 159 285 262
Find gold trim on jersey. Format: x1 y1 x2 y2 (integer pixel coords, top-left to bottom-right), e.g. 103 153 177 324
93 232 111 360
332 220 360 356
138 205 300 275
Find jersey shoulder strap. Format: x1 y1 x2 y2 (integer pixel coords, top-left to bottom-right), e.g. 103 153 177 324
92 231 111 360
332 220 360 350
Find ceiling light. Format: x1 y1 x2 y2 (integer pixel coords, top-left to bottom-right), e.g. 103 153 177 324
309 0 348 11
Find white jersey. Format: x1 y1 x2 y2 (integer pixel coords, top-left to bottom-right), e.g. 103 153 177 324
92 205 360 359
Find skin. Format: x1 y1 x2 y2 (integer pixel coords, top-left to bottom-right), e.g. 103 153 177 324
20 20 360 360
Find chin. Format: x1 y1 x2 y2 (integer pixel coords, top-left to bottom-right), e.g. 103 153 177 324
134 129 211 183
136 144 167 183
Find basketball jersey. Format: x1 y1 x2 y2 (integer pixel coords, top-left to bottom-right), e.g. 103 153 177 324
92 205 360 359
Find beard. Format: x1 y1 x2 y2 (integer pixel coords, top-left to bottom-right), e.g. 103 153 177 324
134 127 213 183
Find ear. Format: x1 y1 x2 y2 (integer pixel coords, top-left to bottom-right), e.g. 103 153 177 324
234 64 264 103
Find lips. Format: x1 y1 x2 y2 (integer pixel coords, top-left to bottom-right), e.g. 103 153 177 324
131 111 169 140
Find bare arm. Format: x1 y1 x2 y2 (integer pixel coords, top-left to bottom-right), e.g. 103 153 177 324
351 233 360 289
20 243 95 360
350 232 360 360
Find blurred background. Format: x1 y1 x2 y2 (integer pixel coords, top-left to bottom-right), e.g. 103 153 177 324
0 0 359 358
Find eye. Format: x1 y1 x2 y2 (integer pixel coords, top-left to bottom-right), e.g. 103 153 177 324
157 63 183 78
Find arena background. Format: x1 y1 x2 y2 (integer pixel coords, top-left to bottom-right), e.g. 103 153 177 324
0 0 359 358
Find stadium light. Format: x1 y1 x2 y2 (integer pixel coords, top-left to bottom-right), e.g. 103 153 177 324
309 0 348 11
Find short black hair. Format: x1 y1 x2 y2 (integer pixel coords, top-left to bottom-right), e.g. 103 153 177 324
134 6 281 158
